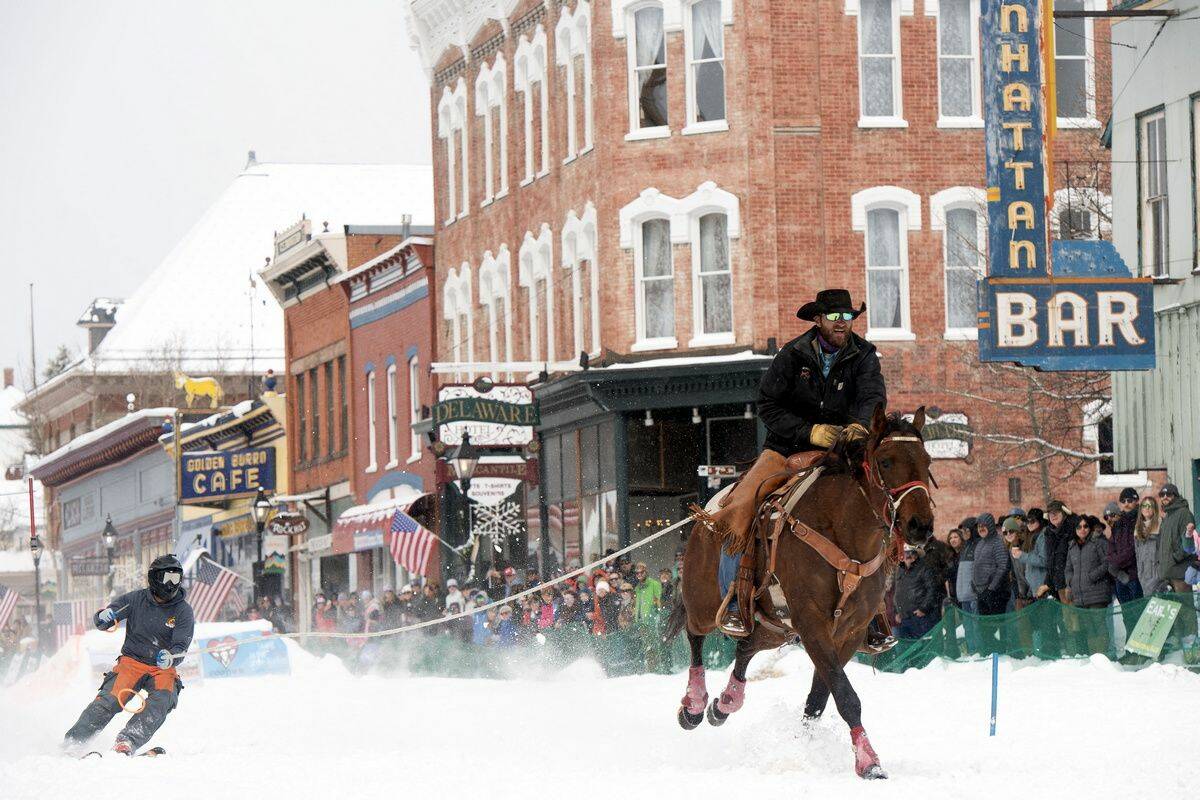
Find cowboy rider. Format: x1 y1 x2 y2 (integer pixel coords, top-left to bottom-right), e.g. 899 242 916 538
715 289 892 648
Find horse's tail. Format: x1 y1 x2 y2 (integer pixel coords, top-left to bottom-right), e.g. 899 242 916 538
662 596 687 643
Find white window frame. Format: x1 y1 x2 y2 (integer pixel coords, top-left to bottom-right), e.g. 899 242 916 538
926 0 982 128
518 225 556 369
851 186 920 341
1138 109 1170 279
688 212 735 346
475 54 508 206
1082 400 1149 489
1052 0 1101 129
931 186 986 340
365 369 378 473
562 204 601 356
624 2 671 141
633 216 677 350
437 78 470 223
385 363 398 469
847 0 911 128
408 355 422 463
515 26 550 185
683 0 730 135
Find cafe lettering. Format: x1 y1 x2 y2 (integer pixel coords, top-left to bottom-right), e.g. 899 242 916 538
181 448 276 503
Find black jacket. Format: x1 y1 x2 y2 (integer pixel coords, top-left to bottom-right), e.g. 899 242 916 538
1047 518 1077 595
758 328 887 456
894 558 941 620
96 588 195 667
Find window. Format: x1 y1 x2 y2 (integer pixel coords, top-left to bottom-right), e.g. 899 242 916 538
934 0 980 126
1195 96 1200 270
1139 109 1169 277
437 78 470 221
556 6 590 162
851 186 920 339
296 371 307 464
337 355 348 453
1053 0 1093 124
515 27 549 184
408 355 421 460
636 218 675 346
518 226 555 367
386 364 398 467
944 208 981 332
693 212 732 341
365 370 377 472
324 360 334 457
857 0 904 126
686 0 725 130
629 6 668 135
562 205 600 357
475 55 507 205
308 367 320 460
1083 400 1147 489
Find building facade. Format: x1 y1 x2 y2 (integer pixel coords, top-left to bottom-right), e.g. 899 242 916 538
408 0 1133 566
1110 0 1200 510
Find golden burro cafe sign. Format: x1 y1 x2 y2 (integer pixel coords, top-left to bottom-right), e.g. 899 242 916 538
181 448 276 504
977 0 1154 371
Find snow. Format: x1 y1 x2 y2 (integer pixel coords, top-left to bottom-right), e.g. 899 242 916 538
32 162 434 388
605 350 772 370
0 645 1192 799
29 408 175 475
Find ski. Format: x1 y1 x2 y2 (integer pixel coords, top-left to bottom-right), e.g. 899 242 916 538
77 746 166 759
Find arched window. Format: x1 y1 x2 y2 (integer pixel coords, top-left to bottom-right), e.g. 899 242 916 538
515 27 549 183
851 186 921 340
475 54 508 204
931 186 986 338
437 78 470 221
518 226 555 367
556 4 592 161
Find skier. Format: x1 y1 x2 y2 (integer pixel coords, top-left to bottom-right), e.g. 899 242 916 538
62 554 195 756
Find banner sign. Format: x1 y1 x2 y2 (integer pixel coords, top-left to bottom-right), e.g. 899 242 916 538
904 411 971 459
199 630 291 679
978 0 1155 371
267 512 310 537
181 448 276 503
1124 597 1182 659
69 556 110 577
437 384 537 446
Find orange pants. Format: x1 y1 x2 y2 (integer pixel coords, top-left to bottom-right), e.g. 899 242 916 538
106 655 178 701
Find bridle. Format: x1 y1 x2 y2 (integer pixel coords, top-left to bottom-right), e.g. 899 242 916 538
859 434 935 538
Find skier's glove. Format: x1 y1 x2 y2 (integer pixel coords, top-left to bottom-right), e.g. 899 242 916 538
155 649 173 669
96 608 117 629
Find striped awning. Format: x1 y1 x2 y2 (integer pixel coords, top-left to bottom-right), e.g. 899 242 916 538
331 495 427 555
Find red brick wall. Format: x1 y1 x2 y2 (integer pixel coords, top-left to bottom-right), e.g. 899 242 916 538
419 0 1145 526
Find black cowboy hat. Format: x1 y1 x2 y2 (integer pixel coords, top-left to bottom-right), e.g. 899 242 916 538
796 289 867 322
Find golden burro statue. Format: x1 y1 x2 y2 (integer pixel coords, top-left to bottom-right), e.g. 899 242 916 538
173 372 225 409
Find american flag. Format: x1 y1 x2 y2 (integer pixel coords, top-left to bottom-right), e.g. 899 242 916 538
0 584 20 631
188 556 247 622
54 600 92 648
389 510 435 576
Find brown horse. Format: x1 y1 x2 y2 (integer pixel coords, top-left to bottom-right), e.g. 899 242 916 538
667 406 935 779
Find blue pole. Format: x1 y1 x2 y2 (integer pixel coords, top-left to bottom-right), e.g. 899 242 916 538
989 651 999 737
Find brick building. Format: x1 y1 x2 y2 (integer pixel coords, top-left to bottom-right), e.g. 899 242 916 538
407 0 1142 571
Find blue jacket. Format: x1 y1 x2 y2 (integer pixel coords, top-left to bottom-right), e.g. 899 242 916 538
1019 529 1050 592
971 531 1010 595
97 588 195 667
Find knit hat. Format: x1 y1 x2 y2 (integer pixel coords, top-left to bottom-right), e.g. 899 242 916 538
1119 487 1140 503
1002 517 1022 533
595 580 611 595
1160 483 1180 498
1046 499 1070 515
1103 501 1121 517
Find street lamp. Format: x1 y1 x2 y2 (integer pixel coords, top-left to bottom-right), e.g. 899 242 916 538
29 535 43 656
449 433 481 579
102 515 117 595
251 488 273 601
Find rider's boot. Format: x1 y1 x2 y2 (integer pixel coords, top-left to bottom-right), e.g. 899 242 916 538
862 614 897 653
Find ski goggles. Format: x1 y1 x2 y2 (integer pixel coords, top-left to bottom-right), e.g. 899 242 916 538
823 312 855 322
158 570 182 586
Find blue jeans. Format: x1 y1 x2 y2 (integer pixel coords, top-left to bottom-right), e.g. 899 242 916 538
895 614 937 640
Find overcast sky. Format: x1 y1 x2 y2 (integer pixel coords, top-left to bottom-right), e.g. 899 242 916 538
0 0 430 391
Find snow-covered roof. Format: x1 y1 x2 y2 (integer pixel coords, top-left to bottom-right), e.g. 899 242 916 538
333 236 434 286
76 297 124 327
602 351 771 371
31 162 434 396
30 408 175 475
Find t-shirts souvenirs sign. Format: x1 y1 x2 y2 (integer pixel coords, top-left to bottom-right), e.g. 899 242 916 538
181 448 276 503
977 0 1154 371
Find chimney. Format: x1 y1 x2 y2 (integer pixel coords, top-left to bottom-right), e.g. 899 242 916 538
3 368 12 388
77 298 123 354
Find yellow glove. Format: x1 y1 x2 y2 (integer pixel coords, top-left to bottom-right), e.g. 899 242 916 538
844 423 869 442
809 424 843 449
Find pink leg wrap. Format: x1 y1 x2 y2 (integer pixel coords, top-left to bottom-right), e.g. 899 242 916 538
716 675 746 714
850 726 882 777
681 666 708 715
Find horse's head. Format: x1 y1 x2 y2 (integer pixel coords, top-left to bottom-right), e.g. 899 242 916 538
173 371 186 388
865 405 935 545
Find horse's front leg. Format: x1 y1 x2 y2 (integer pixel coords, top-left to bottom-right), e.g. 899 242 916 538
707 636 755 726
805 631 886 780
802 672 830 721
678 631 708 730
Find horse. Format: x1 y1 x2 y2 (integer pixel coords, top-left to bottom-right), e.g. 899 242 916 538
174 372 225 409
667 405 935 779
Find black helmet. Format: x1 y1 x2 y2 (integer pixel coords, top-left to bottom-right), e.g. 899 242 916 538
148 554 184 601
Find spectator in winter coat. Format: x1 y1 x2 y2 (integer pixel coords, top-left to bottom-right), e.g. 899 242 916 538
313 594 337 633
1002 517 1030 609
1102 500 1142 602
1134 498 1163 595
493 605 517 646
658 568 676 607
444 579 465 613
971 514 1011 615
1019 509 1051 599
555 591 583 629
1157 485 1197 591
893 546 941 638
1064 517 1113 608
534 586 559 629
954 518 979 613
632 563 663 623
594 581 621 634
1046 500 1077 599
945 529 965 604
920 537 951 607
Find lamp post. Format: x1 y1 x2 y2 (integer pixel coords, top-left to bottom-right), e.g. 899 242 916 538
251 488 273 602
29 534 43 656
102 515 117 596
449 433 480 579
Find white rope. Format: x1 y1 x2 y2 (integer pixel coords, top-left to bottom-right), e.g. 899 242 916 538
175 512 699 659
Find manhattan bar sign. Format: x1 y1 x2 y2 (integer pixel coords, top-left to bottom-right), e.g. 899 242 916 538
977 0 1154 371
432 397 540 427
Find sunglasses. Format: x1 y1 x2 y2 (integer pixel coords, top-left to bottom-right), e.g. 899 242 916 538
823 312 855 322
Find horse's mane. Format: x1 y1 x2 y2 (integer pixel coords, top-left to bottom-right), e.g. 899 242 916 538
827 413 924 479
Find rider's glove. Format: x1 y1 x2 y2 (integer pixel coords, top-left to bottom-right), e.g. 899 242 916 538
155 649 173 669
843 423 870 443
96 608 117 630
809 424 844 449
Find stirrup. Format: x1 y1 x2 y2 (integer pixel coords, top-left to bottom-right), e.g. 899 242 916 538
719 611 750 638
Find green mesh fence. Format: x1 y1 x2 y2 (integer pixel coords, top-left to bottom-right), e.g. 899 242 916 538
858 593 1200 673
304 594 1200 679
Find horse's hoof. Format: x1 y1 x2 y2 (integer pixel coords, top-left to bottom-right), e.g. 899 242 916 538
706 698 729 727
677 705 704 731
859 764 888 780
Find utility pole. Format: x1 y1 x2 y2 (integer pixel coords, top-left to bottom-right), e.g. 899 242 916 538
28 283 37 392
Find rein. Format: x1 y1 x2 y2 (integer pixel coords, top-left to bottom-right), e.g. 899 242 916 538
860 434 935 541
